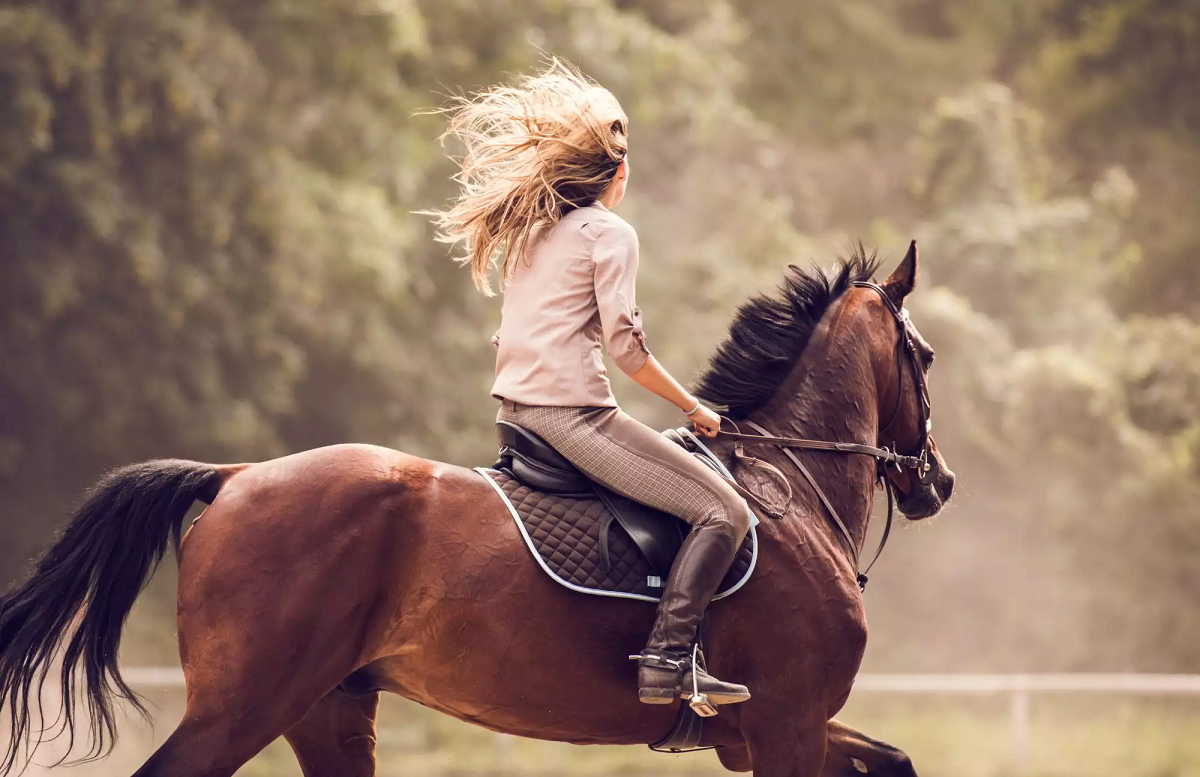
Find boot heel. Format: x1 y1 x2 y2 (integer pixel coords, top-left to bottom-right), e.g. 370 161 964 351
638 687 678 704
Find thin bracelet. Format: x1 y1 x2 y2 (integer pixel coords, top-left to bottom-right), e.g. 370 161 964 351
683 399 702 416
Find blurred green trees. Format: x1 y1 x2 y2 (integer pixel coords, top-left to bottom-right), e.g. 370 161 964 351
1017 0 1200 315
0 0 448 483
1 0 1197 672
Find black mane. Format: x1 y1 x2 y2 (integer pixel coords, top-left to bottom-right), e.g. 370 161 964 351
693 247 881 418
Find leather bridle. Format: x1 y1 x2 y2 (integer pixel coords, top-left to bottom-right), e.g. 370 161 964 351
715 281 939 590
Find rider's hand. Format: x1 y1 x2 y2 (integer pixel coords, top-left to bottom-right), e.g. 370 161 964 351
689 404 722 438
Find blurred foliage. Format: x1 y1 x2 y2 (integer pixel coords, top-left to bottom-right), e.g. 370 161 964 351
1015 0 1200 316
1 0 1198 691
891 81 1200 671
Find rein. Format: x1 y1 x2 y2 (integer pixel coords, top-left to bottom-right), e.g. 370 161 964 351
712 280 937 591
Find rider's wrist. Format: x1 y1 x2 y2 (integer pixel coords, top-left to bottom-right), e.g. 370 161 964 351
683 397 702 416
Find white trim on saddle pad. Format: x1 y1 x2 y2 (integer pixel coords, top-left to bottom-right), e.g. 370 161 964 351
474 467 758 603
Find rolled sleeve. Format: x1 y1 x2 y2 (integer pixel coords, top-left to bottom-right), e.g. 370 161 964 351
592 221 651 375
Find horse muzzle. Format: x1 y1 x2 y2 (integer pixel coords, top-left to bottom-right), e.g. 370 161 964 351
897 459 955 520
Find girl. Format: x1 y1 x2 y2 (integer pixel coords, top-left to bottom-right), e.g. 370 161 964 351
428 61 752 708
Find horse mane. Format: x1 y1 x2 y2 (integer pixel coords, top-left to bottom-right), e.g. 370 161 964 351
693 246 882 418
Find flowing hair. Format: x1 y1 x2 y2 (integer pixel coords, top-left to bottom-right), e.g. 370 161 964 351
424 59 629 295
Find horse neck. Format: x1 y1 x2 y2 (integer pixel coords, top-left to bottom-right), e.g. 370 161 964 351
745 303 881 554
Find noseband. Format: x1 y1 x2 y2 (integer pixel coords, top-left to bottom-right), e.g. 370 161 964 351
715 281 936 590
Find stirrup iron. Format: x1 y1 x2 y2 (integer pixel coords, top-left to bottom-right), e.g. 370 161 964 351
686 643 718 718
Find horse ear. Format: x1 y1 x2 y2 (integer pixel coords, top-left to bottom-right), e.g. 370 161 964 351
882 240 918 306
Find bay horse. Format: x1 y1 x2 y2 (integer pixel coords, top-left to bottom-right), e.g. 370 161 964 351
0 243 954 776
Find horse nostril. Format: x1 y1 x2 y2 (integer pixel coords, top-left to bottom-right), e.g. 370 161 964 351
938 474 955 501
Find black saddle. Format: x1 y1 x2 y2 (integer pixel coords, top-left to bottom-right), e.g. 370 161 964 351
494 421 736 581
496 422 593 495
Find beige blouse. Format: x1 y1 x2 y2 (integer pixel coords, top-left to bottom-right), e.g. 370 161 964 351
490 202 651 407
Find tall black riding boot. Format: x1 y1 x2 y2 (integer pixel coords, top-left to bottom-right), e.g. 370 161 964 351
632 522 751 709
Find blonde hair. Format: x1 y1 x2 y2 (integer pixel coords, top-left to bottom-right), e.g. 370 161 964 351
425 59 629 295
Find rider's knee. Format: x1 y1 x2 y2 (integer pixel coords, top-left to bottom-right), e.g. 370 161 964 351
717 493 753 540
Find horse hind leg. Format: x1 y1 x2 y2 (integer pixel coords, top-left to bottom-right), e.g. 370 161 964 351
130 658 359 776
131 699 299 777
284 686 381 777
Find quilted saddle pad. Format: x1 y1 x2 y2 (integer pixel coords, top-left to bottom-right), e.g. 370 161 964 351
476 468 757 602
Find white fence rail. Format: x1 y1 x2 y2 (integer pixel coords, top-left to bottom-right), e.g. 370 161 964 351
853 672 1200 694
124 669 1200 771
854 673 1200 769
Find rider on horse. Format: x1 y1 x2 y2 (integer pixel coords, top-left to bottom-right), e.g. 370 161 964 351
427 60 754 709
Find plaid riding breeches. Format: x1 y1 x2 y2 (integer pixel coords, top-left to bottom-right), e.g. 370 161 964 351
496 400 753 542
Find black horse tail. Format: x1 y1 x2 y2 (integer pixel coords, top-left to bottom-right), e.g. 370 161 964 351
0 459 227 773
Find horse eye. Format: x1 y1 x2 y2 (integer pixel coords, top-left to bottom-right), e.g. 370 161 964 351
924 352 936 369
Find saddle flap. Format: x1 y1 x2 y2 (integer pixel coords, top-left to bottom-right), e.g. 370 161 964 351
593 487 684 578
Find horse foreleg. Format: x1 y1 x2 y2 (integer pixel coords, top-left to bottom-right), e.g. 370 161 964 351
710 719 916 772
284 687 381 777
823 720 917 776
741 713 828 777
718 743 754 772
717 719 914 776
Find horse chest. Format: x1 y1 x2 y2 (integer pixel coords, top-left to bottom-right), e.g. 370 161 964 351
742 544 868 693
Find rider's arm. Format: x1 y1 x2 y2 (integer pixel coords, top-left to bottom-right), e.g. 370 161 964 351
630 357 721 436
630 355 697 411
593 221 721 436
593 220 651 376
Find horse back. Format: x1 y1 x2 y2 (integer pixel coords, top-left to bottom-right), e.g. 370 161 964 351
174 445 503 674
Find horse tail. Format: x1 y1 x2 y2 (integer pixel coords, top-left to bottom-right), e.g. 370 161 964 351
0 458 232 774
